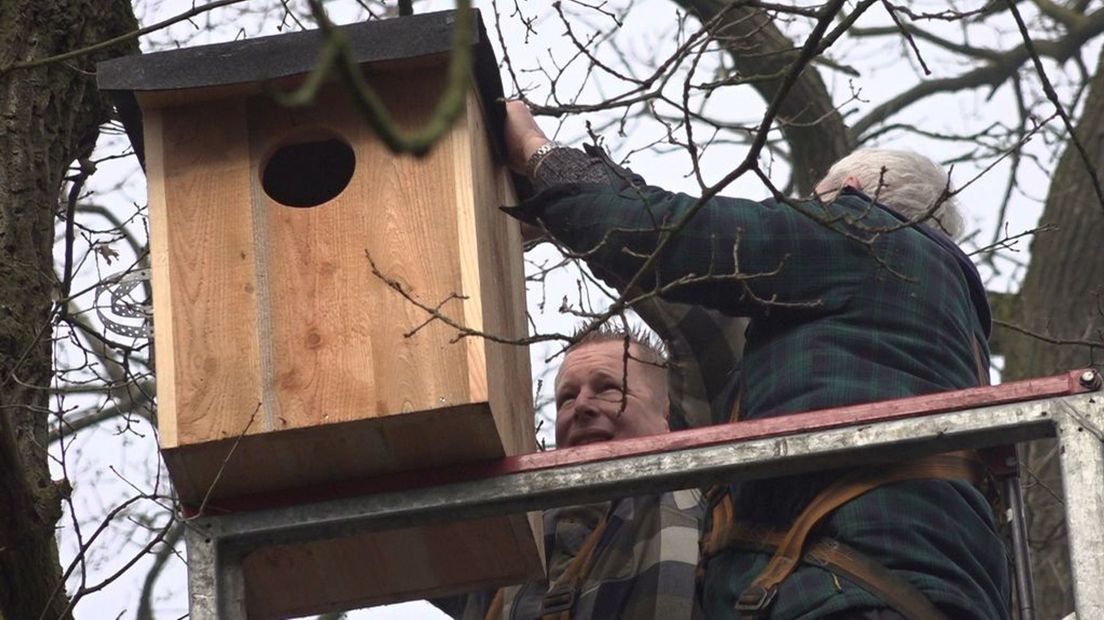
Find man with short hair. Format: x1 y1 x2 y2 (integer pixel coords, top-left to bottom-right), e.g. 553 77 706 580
554 327 670 449
439 323 726 619
502 102 1009 619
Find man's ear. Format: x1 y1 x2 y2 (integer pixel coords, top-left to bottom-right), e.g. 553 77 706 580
843 175 864 191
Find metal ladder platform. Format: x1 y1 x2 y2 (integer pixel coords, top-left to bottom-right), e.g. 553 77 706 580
183 370 1104 618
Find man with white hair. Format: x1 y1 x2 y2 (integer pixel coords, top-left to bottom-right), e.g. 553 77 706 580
815 148 965 238
502 102 1008 619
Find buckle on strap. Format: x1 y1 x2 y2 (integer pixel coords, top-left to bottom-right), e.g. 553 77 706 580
735 585 778 619
541 584 577 615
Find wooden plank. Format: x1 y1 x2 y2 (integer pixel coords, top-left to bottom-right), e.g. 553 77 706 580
142 108 179 447
146 53 544 616
242 513 539 619
163 403 498 504
460 88 535 457
456 89 544 569
247 72 479 438
453 93 490 407
353 69 477 436
246 89 381 434
152 98 264 448
157 67 534 502
457 87 543 567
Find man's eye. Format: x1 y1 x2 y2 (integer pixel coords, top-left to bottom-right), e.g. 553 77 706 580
557 397 575 409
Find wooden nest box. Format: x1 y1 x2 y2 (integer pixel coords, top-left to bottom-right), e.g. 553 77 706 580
98 10 541 617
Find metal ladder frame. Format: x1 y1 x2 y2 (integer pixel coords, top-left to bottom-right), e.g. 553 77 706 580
183 370 1104 618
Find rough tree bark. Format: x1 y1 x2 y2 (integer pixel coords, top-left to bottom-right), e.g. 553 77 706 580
0 2 137 619
673 0 853 193
998 45 1104 619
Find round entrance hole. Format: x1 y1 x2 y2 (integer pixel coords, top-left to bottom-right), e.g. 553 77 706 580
261 132 356 208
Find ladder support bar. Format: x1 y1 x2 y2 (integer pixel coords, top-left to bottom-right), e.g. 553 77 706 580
1056 399 1104 619
185 390 1104 619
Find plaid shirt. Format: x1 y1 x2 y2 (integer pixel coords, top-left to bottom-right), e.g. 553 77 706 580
459 492 706 620
437 493 708 620
507 146 1010 620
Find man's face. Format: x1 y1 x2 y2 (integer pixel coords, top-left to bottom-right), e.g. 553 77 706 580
554 340 669 448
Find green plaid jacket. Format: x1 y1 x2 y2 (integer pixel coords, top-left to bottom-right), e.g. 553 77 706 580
506 146 1010 620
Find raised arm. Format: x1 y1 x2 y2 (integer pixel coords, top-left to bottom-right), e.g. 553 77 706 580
505 102 749 428
503 103 854 322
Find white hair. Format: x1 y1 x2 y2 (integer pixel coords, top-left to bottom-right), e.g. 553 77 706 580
815 149 965 239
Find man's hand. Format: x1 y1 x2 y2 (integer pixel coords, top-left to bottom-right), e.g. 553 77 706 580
504 100 551 174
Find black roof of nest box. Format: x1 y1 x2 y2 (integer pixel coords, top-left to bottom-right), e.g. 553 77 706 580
96 9 506 169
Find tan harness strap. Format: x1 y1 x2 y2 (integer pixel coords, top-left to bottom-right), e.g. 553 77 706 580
813 538 952 620
539 514 611 620
482 588 505 620
715 338 993 618
972 337 991 387
701 489 736 558
724 522 951 620
735 452 983 618
696 389 744 563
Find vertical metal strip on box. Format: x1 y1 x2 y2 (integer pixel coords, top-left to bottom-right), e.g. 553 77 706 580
247 98 278 433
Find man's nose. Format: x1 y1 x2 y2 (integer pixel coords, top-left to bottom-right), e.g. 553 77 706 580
573 390 604 419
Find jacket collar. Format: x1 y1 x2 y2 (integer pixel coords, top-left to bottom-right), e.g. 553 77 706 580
839 188 992 338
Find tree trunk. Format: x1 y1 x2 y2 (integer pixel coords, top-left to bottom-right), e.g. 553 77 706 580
673 0 853 194
998 47 1104 619
0 2 136 619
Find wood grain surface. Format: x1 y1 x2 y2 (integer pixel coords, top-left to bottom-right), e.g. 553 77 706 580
148 64 534 496
145 59 543 611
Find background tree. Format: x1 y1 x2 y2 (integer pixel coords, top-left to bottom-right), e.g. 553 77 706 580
997 41 1104 614
0 1 137 618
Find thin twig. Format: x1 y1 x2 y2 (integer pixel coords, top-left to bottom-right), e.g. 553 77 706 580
1 0 253 74
1005 0 1104 213
881 0 931 75
993 319 1102 348
194 403 262 517
273 0 474 155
